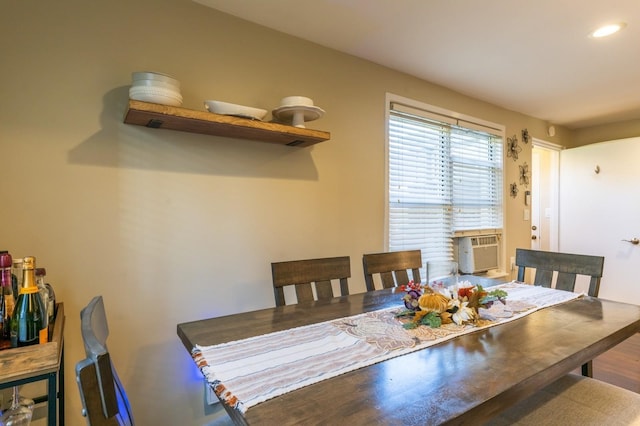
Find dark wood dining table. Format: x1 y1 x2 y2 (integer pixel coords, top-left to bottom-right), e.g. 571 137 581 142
177 287 640 425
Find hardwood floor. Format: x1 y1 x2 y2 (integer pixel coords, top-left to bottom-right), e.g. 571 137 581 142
589 332 640 393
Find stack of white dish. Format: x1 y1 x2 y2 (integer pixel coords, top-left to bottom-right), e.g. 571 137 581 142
129 71 183 106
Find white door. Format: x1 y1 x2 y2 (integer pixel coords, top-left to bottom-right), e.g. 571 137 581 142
531 140 560 251
559 137 640 304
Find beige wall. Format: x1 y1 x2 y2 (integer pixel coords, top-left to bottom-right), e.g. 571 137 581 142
0 1 631 425
572 118 640 147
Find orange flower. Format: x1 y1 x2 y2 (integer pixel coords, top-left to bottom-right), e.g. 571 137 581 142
458 287 474 299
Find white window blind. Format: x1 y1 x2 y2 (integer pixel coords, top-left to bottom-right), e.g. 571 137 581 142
388 101 503 275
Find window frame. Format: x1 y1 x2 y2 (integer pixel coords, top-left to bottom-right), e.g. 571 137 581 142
384 93 507 272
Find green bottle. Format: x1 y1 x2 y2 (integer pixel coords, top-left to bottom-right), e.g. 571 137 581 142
14 256 47 346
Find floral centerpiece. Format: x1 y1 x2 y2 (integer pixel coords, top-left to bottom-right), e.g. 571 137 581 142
395 280 507 329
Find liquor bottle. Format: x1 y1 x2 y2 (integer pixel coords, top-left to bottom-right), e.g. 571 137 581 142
0 251 14 342
11 258 23 301
35 268 49 331
14 256 47 346
45 282 56 322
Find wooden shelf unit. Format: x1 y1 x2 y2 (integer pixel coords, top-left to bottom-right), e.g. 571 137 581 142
123 100 330 147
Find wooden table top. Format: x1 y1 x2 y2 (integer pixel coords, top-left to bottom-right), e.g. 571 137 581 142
177 290 640 425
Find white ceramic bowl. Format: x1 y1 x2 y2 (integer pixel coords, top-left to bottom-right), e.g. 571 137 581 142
131 71 180 87
204 100 268 120
129 93 183 106
129 87 183 106
131 79 180 90
280 96 314 107
129 86 182 99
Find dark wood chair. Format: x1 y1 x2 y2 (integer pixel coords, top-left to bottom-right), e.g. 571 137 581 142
271 256 351 306
362 250 422 291
516 248 604 297
75 296 134 426
515 248 605 377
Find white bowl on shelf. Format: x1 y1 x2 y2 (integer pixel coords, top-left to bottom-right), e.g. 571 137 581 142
204 100 268 121
129 94 183 106
131 79 180 90
279 96 314 107
129 86 183 106
131 71 180 87
129 86 182 98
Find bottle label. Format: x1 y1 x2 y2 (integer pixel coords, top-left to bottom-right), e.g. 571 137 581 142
39 327 48 344
18 319 38 345
4 294 14 317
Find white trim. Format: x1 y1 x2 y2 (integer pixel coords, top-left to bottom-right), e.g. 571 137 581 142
387 93 505 134
532 138 563 151
531 138 560 252
384 93 392 250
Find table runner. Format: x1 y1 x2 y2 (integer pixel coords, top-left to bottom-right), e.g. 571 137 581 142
192 282 582 413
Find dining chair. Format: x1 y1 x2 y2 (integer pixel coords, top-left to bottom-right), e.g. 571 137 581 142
485 373 640 425
75 296 134 426
362 249 422 291
271 256 351 306
515 248 604 297
515 248 605 378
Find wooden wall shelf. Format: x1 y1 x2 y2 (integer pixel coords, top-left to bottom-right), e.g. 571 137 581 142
123 100 330 147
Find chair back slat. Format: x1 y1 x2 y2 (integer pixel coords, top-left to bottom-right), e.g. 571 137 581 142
315 280 334 300
362 250 422 291
294 283 315 303
271 256 351 306
556 272 578 292
379 272 396 289
393 270 411 288
532 269 554 288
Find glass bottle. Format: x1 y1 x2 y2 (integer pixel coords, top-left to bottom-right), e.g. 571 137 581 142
11 258 23 301
0 250 11 342
35 268 49 332
14 256 47 346
46 282 56 322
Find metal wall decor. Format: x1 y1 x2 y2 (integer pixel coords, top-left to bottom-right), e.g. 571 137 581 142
519 162 529 187
521 128 531 144
510 182 519 198
506 135 521 161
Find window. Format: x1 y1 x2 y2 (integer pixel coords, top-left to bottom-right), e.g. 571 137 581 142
386 95 504 277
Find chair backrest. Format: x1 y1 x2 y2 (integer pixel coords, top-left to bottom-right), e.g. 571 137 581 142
76 296 134 426
515 248 604 297
271 256 351 306
362 250 422 291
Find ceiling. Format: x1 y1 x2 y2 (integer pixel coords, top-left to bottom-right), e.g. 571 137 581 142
194 0 640 130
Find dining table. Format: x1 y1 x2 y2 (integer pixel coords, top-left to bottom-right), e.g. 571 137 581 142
176 282 640 425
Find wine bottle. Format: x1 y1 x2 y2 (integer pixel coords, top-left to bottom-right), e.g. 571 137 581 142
11 258 22 301
14 256 47 346
0 251 14 342
35 268 49 331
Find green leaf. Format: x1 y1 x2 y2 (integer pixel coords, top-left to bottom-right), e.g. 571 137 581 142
420 311 442 328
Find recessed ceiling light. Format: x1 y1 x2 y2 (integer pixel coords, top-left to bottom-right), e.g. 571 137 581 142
590 22 627 38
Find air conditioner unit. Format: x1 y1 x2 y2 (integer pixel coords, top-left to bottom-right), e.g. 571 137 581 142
457 235 499 274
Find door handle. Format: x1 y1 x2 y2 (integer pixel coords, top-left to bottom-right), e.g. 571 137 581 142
622 238 640 245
